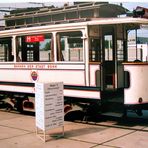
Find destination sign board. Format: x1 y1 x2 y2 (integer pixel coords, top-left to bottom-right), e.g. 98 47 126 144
25 35 44 43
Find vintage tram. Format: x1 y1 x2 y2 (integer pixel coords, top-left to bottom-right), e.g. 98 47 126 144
0 2 148 118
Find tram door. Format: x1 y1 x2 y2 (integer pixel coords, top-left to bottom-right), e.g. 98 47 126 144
102 26 116 90
101 25 125 114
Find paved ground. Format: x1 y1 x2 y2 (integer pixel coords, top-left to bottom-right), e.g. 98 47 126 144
0 110 148 148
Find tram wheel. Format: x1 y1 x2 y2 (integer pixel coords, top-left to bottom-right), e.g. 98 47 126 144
64 110 84 121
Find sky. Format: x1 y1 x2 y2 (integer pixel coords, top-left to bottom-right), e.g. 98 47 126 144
0 0 147 10
0 0 147 3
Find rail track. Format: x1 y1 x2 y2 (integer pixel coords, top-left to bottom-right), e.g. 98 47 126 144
64 109 148 133
1 105 148 133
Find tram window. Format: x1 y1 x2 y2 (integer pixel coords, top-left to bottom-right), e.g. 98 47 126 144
80 9 93 18
57 31 83 61
0 38 12 62
16 19 25 26
18 33 53 62
104 35 113 61
127 29 148 62
89 38 101 62
39 34 53 62
16 37 22 62
66 11 78 19
127 45 144 62
117 40 124 61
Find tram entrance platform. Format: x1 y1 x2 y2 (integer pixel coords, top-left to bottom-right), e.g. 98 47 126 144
0 110 148 148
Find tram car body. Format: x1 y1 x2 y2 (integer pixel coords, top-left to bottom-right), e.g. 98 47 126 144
0 7 148 117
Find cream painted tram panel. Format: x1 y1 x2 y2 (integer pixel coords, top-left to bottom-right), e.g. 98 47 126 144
0 63 101 99
0 63 86 92
0 69 85 85
0 69 30 82
37 70 85 86
0 66 85 83
124 64 148 104
89 63 101 87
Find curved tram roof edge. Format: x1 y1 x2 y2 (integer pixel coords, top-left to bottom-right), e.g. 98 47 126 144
0 17 147 37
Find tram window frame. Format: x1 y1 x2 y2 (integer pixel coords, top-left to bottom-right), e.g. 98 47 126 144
56 31 84 62
104 35 113 61
117 40 124 61
0 37 13 62
17 33 53 62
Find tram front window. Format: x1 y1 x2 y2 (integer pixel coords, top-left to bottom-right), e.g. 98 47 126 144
127 28 148 62
89 38 101 62
104 35 113 61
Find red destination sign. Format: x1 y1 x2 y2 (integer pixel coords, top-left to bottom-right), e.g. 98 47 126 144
25 35 44 43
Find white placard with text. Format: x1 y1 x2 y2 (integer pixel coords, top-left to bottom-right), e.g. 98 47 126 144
35 82 64 131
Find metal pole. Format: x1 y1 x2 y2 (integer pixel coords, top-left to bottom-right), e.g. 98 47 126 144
140 45 143 61
146 43 148 62
135 29 138 60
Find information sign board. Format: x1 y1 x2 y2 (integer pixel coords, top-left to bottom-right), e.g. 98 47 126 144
35 82 64 131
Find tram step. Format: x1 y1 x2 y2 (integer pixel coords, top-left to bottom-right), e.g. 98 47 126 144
101 102 124 113
102 112 123 117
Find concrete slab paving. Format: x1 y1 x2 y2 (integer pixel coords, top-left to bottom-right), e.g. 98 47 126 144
0 132 95 148
69 127 132 144
105 131 148 148
0 111 148 148
0 111 98 148
96 120 147 131
0 126 30 140
0 114 35 132
91 145 113 148
0 111 22 120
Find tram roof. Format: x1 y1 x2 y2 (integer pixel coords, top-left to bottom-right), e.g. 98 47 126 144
4 2 127 28
87 17 148 25
0 17 147 37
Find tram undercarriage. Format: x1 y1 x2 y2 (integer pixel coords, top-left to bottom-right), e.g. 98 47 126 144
64 93 148 121
0 92 35 113
0 87 147 121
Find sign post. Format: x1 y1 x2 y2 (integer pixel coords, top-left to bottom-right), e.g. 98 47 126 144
35 82 64 142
